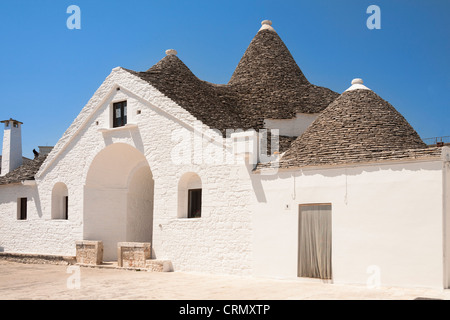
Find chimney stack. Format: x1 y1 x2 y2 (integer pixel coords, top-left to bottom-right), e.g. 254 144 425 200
38 146 53 156
1 118 23 176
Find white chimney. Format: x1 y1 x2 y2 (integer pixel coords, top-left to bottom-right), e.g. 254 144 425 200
1 118 23 176
38 146 53 156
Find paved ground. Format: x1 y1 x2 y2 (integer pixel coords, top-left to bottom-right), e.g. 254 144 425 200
0 260 449 300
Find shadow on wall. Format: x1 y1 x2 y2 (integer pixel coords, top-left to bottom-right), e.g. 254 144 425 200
33 185 43 218
249 159 441 204
0 247 4 252
240 158 267 203
256 159 439 182
102 126 145 153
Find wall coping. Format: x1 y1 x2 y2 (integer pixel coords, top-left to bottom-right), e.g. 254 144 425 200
75 240 103 246
117 242 151 248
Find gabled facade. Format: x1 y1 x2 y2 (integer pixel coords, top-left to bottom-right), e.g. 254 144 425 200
1 20 449 290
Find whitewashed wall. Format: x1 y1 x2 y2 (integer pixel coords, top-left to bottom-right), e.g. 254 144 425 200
263 113 318 137
0 67 447 286
0 68 254 275
444 158 450 288
0 183 81 255
252 160 445 289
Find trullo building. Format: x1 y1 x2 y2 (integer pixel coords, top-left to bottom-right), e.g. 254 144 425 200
1 20 449 290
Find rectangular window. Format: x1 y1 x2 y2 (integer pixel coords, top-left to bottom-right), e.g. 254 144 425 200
188 189 202 218
17 197 27 220
113 101 127 128
64 196 69 220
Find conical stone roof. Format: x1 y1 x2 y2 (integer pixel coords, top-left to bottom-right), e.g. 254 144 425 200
228 22 339 127
280 83 429 167
128 53 245 135
229 25 310 86
129 21 339 135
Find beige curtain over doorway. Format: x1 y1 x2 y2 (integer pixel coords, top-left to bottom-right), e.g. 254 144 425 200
298 204 332 280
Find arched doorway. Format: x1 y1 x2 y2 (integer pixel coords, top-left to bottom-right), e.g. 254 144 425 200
84 143 154 261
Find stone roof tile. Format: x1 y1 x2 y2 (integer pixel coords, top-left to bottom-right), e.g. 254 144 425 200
0 155 47 186
129 25 339 135
279 88 430 168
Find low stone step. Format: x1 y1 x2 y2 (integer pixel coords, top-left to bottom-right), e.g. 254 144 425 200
145 259 173 272
77 260 173 272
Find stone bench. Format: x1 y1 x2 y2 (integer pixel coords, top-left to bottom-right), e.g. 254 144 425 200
145 259 173 272
75 240 103 265
117 242 151 268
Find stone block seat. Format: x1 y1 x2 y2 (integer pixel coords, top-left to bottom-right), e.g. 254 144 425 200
76 240 103 265
75 241 172 272
117 242 173 272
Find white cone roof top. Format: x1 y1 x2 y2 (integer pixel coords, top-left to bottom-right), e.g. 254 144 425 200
259 20 276 32
345 78 371 92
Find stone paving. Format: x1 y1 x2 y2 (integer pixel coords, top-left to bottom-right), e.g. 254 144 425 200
0 260 449 300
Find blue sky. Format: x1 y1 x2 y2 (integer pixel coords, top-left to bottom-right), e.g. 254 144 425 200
0 0 449 158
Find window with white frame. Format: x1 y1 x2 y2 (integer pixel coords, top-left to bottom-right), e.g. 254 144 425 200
112 101 127 128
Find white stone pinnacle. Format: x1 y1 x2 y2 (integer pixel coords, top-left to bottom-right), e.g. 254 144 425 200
345 78 371 92
165 49 178 56
259 20 275 32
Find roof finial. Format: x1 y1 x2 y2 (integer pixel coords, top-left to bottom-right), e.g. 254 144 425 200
165 49 177 56
345 78 371 92
259 20 275 32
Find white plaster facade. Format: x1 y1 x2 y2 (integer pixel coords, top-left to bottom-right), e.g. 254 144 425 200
0 35 449 290
0 68 256 274
252 158 450 289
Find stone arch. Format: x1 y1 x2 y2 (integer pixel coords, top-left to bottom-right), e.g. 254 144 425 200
84 143 154 261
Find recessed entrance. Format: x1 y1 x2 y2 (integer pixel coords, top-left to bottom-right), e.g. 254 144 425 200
83 143 154 261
